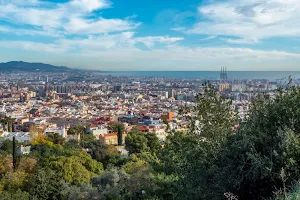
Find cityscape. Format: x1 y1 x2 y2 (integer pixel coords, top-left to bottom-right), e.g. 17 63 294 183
0 62 300 199
1 0 300 199
1 63 297 147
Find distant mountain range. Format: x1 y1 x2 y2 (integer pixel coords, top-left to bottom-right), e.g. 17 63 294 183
0 61 76 72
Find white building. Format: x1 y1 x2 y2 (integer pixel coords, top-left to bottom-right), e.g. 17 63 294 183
0 132 31 144
44 126 67 138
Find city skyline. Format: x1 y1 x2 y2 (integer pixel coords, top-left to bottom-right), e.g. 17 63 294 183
0 0 300 71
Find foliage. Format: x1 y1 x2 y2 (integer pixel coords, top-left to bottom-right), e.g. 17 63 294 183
67 124 86 136
107 121 125 133
145 132 162 154
81 134 96 147
0 155 12 177
90 167 155 200
0 171 28 192
125 131 161 155
31 134 54 146
220 87 300 200
123 154 149 174
0 140 13 154
46 132 66 145
67 184 97 200
156 86 300 200
156 84 236 200
274 181 300 200
125 130 149 154
30 142 64 158
27 167 70 200
108 121 125 146
48 156 91 184
85 140 122 169
0 190 29 200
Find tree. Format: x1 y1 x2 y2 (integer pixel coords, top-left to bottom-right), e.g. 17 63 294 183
0 139 13 154
117 125 123 146
219 87 300 200
123 154 148 174
0 171 28 192
0 190 29 200
125 131 161 155
81 134 96 147
68 125 96 147
48 152 104 184
145 132 161 154
90 167 155 200
107 122 125 145
125 131 149 154
67 125 86 136
12 136 19 171
156 83 237 200
27 167 70 200
49 156 92 184
30 140 64 158
84 140 122 169
46 132 65 145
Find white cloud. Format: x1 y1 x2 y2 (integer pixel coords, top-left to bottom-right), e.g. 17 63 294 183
57 32 183 50
200 35 217 41
0 40 65 53
184 0 300 43
68 0 110 12
1 38 300 70
1 0 299 70
58 32 136 50
134 36 184 48
219 37 260 44
0 25 63 37
66 17 139 34
0 0 137 36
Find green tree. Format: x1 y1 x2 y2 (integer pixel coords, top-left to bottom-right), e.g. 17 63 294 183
67 125 86 136
27 167 70 200
107 122 125 146
0 140 13 154
90 167 155 200
12 136 19 171
0 190 29 200
145 132 161 154
107 122 125 133
85 140 122 169
125 131 149 154
46 132 66 145
47 152 103 184
49 156 91 184
220 87 300 200
157 83 237 200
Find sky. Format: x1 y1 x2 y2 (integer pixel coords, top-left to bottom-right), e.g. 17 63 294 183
0 0 300 71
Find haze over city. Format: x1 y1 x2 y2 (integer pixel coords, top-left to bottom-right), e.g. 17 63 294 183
1 0 300 70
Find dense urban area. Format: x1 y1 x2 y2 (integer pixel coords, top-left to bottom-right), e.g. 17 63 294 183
0 65 300 200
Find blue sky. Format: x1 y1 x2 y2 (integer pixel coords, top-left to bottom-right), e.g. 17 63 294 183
0 0 300 70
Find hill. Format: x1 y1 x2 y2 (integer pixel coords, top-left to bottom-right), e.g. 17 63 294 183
0 61 75 72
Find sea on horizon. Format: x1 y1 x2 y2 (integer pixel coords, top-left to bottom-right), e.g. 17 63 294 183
99 71 300 81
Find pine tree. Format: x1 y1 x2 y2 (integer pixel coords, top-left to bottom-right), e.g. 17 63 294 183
13 136 17 171
117 126 123 146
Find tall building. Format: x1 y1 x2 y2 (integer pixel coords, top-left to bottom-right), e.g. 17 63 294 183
220 67 228 81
